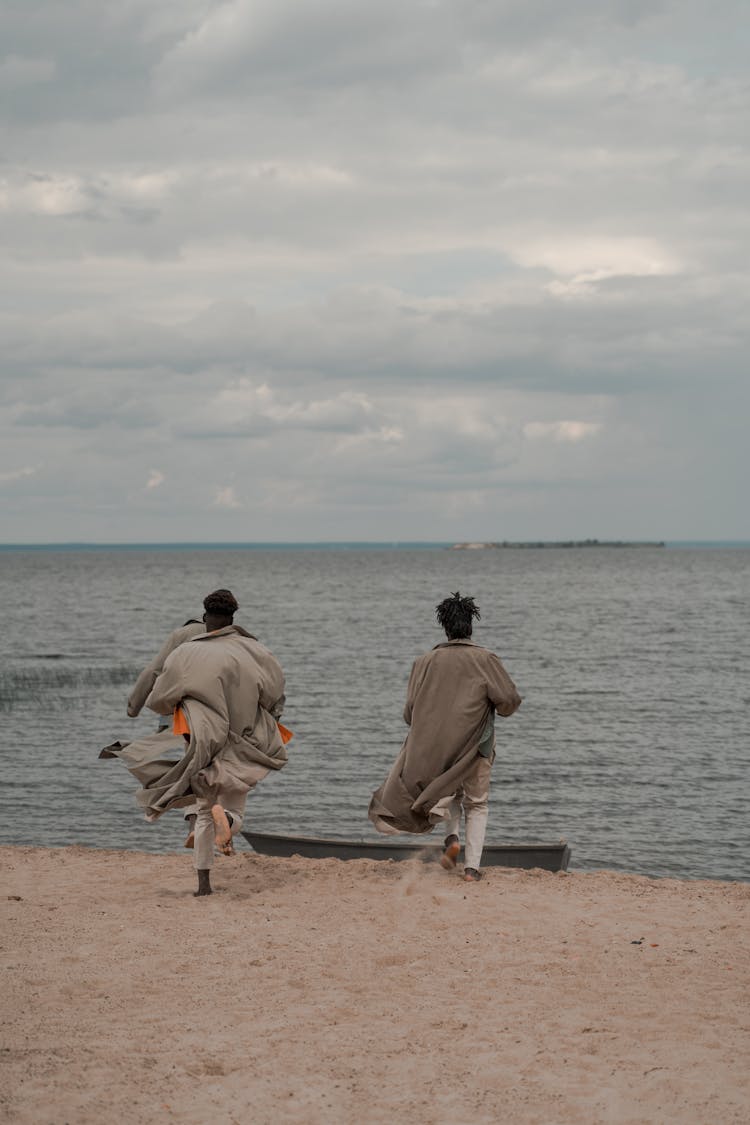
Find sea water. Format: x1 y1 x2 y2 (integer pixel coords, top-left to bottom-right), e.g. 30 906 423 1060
1 544 748 881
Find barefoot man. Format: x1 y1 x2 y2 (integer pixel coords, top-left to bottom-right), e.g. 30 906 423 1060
368 592 521 882
102 589 289 896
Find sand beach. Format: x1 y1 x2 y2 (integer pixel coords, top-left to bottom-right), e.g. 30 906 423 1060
2 845 748 1124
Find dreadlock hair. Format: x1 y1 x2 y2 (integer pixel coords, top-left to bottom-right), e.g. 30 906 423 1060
203 588 239 619
436 591 480 640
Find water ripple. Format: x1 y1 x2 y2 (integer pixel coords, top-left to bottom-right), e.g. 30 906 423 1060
0 545 748 881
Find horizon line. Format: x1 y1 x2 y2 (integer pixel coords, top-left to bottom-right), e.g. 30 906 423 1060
1 538 749 549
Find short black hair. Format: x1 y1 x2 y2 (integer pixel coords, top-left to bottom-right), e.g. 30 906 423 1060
436 591 480 639
203 589 239 618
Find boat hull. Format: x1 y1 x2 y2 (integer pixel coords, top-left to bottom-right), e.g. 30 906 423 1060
241 831 571 871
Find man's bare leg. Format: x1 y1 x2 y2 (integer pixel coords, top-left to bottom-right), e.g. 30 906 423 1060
195 869 212 896
211 804 234 856
184 813 197 849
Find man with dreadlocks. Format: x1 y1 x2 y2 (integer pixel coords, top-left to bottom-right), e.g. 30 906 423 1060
101 589 289 896
368 591 521 882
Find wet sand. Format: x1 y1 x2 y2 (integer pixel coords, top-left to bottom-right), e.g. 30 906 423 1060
2 845 748 1124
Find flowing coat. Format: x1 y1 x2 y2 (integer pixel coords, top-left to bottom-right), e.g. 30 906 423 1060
368 639 521 834
102 625 287 820
127 621 204 717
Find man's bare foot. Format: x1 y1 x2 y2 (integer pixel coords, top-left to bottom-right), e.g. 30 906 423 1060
194 869 212 896
211 805 234 856
184 814 196 849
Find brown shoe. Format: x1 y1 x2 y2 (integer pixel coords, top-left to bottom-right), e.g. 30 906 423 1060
440 835 460 870
463 867 483 882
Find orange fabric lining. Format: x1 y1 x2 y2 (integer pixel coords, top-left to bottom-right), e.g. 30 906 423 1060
172 706 190 736
174 707 288 741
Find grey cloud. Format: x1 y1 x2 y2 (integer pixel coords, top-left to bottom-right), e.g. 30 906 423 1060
154 1 462 98
177 383 384 439
0 53 56 89
154 0 678 101
3 273 748 405
14 387 157 431
0 1 204 123
0 0 748 541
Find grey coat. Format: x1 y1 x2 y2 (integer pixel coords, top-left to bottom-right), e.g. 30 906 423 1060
368 639 521 834
103 625 287 820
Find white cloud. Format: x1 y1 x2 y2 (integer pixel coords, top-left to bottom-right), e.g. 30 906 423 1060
230 160 354 188
523 421 602 442
0 464 41 484
146 469 165 489
214 486 241 508
510 237 684 285
186 380 382 437
0 169 177 219
0 54 56 90
10 173 91 217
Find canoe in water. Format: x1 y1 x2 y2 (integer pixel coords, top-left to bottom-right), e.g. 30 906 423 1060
241 830 571 871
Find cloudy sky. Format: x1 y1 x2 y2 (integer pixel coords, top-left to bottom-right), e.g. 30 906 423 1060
1 0 748 542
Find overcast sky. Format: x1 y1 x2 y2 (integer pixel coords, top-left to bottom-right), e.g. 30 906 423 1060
1 0 748 542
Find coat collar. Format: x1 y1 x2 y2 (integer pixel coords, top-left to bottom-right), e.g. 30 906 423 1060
192 624 257 642
433 638 479 650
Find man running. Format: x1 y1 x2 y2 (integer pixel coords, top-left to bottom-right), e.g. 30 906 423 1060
103 589 288 895
368 591 521 882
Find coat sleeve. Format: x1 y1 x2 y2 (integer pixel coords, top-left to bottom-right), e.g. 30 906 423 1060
144 649 189 716
255 648 286 719
486 654 522 717
127 630 182 717
403 658 422 725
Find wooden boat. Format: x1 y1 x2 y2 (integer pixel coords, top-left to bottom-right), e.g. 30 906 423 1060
241 830 571 871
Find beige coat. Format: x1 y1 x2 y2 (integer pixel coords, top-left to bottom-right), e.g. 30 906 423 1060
103 625 287 820
127 621 205 717
368 639 521 834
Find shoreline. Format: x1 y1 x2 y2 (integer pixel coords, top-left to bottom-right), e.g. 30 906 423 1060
3 845 748 1124
2 839 746 885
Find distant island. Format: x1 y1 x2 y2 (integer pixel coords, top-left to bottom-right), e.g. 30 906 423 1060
450 539 665 550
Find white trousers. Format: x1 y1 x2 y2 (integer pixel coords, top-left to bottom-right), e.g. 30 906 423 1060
192 795 247 870
443 753 493 870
